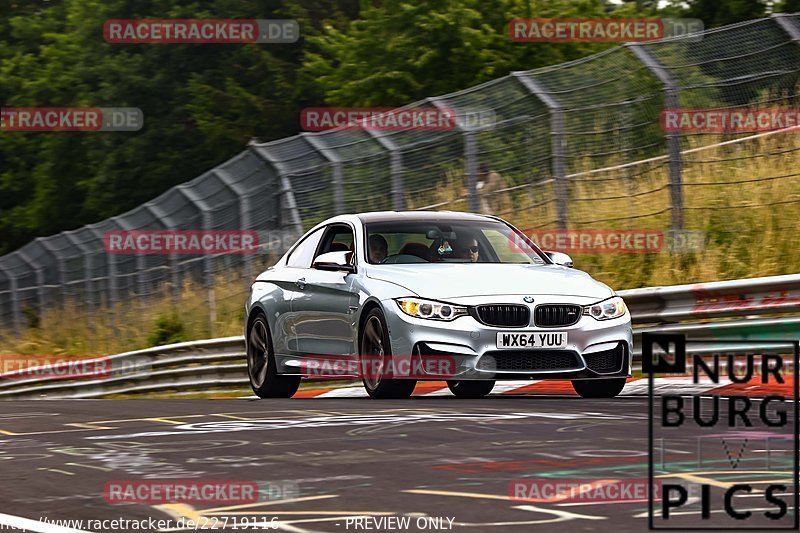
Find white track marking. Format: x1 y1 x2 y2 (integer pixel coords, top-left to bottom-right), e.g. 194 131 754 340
492 381 542 394
315 387 368 398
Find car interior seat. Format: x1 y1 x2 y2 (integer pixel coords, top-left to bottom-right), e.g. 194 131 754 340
398 242 430 261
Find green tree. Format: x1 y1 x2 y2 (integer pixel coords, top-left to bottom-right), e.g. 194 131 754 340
0 0 358 254
674 0 768 27
301 0 652 107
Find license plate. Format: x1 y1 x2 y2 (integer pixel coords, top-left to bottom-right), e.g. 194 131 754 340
496 331 568 349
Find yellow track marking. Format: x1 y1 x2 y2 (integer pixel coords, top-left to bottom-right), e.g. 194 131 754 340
65 462 113 472
37 467 74 476
203 495 338 513
144 418 186 425
66 422 115 429
403 488 509 501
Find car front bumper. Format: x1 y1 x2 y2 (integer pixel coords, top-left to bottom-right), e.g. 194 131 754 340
382 294 633 381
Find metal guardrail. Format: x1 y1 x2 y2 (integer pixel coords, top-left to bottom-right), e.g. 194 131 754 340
2 274 800 399
622 273 800 324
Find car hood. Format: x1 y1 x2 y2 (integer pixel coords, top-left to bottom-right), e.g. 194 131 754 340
366 263 614 300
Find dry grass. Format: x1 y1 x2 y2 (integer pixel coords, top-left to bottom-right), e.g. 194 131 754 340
1 132 798 357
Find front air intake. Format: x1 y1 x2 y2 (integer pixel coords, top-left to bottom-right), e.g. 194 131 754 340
473 305 530 328
534 304 582 327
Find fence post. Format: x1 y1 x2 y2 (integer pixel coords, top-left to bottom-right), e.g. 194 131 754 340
389 151 403 210
772 13 800 42
16 250 45 325
364 129 404 210
302 133 344 214
177 186 216 337
428 97 479 212
112 216 149 331
62 231 96 349
511 72 568 229
463 131 479 212
37 237 66 308
84 224 116 336
144 203 181 307
628 43 684 232
0 263 21 336
249 144 304 237
213 168 255 281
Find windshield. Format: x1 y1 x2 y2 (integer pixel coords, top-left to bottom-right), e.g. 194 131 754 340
365 219 548 265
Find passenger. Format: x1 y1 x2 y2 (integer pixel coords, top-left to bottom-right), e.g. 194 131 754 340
369 234 388 263
460 237 480 263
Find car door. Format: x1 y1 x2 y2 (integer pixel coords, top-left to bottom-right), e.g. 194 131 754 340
280 226 327 357
291 223 359 357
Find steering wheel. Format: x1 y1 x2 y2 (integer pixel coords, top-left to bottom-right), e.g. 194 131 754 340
381 253 428 264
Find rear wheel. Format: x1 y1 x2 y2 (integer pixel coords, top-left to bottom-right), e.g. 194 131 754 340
247 314 300 398
571 377 626 398
447 380 495 398
360 308 416 399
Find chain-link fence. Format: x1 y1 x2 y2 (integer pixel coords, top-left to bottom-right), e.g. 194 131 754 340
1 14 799 348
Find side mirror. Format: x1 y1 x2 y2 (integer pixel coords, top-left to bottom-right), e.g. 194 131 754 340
545 251 573 268
313 251 355 273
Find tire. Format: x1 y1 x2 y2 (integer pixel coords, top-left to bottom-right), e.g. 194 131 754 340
247 314 300 398
447 380 495 398
360 307 416 399
571 377 626 398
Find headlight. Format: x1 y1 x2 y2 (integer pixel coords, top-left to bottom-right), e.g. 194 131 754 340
395 298 468 321
584 296 627 321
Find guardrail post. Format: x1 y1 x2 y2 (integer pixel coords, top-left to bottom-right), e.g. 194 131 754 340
178 186 216 337
772 13 800 42
511 72 568 229
628 43 684 231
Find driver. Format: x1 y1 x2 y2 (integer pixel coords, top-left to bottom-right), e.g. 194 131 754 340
369 234 388 263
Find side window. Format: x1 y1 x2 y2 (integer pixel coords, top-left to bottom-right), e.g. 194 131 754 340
316 225 355 262
286 227 326 268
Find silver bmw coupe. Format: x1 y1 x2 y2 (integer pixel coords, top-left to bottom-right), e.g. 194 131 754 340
245 211 632 399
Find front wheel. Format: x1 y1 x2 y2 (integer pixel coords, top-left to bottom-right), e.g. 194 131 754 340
247 314 300 398
447 380 495 398
571 377 626 398
360 308 416 399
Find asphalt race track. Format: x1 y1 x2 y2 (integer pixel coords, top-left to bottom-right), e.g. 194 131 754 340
0 396 795 532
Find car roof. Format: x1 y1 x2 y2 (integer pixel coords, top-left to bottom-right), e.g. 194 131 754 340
354 211 496 224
